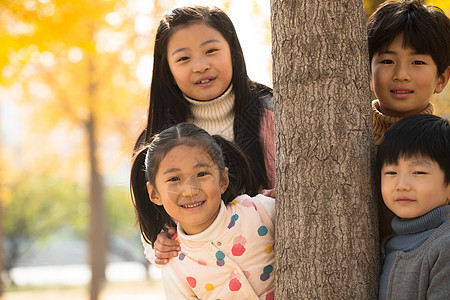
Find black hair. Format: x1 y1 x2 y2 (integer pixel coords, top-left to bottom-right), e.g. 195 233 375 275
135 5 271 189
376 114 450 186
130 123 258 246
367 0 450 75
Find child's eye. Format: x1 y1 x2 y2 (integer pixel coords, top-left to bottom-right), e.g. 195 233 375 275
167 176 180 182
380 59 394 64
384 171 397 175
177 56 189 62
197 171 209 177
412 60 425 65
206 48 218 54
413 171 427 175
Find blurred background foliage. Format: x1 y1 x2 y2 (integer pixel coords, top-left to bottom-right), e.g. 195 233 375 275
0 0 271 293
0 0 448 294
0 0 158 285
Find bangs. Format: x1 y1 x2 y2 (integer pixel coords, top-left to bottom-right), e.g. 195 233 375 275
376 115 450 184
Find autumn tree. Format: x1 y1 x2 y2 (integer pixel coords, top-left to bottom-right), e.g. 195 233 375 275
0 202 3 297
271 0 379 298
426 0 450 117
0 112 4 296
364 0 387 19
2 174 86 282
0 0 152 299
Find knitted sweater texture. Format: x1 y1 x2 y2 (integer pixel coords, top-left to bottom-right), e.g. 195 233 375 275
380 205 450 300
371 99 434 147
184 85 275 188
185 85 235 141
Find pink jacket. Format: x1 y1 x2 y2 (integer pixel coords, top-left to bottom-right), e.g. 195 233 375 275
261 107 275 189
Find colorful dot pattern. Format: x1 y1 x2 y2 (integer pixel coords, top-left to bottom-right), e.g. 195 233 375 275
186 276 196 288
170 195 274 299
231 235 247 256
215 250 225 266
260 264 273 281
258 225 268 236
229 272 242 291
227 214 239 229
265 290 275 300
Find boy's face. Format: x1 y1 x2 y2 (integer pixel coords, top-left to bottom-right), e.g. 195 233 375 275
370 35 450 117
381 155 450 219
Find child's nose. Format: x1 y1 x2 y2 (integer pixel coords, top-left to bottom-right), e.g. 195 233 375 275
393 63 411 82
395 174 411 191
192 57 210 73
181 177 201 197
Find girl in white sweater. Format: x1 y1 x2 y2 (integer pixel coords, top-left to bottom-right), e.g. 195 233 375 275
131 123 275 299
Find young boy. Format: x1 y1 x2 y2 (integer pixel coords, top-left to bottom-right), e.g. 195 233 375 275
367 0 450 239
367 0 450 147
376 114 450 300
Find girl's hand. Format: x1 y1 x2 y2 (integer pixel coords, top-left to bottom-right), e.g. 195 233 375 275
154 227 181 265
261 188 276 199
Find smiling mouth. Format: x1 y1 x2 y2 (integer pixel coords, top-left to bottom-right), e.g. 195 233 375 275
196 79 214 84
391 90 413 94
181 201 205 208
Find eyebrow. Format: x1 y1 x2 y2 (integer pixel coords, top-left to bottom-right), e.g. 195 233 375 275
410 159 433 166
378 50 396 55
171 39 221 57
378 49 423 56
162 162 213 175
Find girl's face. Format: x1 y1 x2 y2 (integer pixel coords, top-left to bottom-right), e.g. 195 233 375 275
147 144 229 235
166 22 233 101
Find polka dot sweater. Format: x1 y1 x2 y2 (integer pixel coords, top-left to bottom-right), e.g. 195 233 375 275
160 194 275 300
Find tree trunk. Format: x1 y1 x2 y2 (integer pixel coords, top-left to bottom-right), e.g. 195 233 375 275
87 57 106 300
271 0 379 298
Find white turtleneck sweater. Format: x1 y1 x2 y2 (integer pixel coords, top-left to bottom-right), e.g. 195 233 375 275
184 85 235 142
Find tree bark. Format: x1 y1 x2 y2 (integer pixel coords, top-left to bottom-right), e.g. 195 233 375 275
87 57 106 300
271 0 379 298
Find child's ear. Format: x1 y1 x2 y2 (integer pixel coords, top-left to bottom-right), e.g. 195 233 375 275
369 61 374 92
446 183 450 205
147 182 162 205
369 74 374 91
220 168 229 194
435 66 450 94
